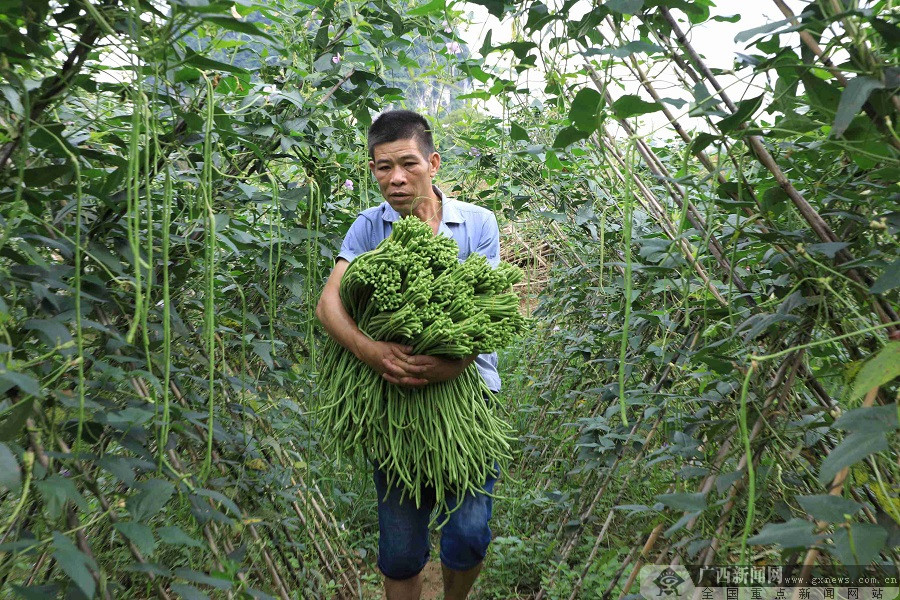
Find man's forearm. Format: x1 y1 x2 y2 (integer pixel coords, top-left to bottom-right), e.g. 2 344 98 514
316 291 371 360
315 260 375 361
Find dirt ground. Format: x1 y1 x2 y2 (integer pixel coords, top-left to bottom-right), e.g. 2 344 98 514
378 561 444 599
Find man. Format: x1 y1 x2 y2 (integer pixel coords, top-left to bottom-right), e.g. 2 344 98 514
315 109 502 600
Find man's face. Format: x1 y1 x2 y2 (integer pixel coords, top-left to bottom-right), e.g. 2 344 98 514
369 138 440 216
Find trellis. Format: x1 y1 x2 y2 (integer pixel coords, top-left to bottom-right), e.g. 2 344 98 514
0 1 896 599
505 2 898 598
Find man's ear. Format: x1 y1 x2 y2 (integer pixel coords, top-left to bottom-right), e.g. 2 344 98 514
368 159 376 174
429 152 441 176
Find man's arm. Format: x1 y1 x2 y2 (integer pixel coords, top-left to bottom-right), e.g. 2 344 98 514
316 259 429 386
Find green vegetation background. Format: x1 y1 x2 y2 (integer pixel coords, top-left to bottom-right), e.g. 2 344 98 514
0 0 897 598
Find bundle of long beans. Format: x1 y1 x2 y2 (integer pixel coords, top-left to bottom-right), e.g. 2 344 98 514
319 216 525 517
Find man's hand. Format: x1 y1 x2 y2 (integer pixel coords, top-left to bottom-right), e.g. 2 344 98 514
380 351 475 388
317 261 476 388
356 341 428 387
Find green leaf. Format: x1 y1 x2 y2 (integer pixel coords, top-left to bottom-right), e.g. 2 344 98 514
734 18 792 43
870 257 900 294
0 84 24 114
818 432 889 485
36 475 90 519
524 2 554 32
665 510 701 536
691 132 719 154
407 0 444 16
22 164 72 186
467 0 509 18
127 479 175 522
611 95 661 119
173 568 233 590
770 113 820 137
201 16 277 43
830 523 888 566
251 341 274 369
0 397 37 441
510 121 530 142
126 563 172 577
545 150 563 171
655 491 707 511
9 584 60 599
98 457 135 485
715 470 744 493
193 488 242 517
806 242 849 258
158 525 203 548
717 94 764 133
797 495 862 523
747 518 824 548
114 521 156 556
606 0 643 14
801 74 841 117
589 40 661 57
870 17 900 46
570 87 604 132
174 67 202 83
0 442 20 492
170 584 210 600
849 342 900 401
552 126 590 149
182 48 248 75
52 531 96 599
690 81 721 115
23 318 73 352
760 186 790 217
832 76 884 138
660 97 687 109
833 404 898 434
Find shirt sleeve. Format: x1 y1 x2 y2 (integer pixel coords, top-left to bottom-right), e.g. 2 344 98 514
337 215 374 263
473 212 500 268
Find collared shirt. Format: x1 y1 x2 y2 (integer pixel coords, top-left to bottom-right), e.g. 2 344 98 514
337 186 501 391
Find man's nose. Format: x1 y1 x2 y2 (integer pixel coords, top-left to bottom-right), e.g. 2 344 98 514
389 167 406 185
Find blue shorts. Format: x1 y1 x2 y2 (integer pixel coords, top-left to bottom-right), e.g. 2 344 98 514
373 465 497 580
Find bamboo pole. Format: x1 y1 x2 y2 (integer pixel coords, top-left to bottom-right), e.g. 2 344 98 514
657 8 899 334
794 386 881 589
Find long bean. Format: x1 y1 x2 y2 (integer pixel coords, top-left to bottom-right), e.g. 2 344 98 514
318 216 523 521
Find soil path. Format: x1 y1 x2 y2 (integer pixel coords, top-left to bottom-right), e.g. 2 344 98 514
378 561 444 599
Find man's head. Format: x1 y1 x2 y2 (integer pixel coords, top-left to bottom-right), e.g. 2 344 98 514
367 109 435 161
367 110 441 216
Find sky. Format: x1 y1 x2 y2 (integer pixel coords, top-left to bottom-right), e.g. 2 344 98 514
455 0 811 134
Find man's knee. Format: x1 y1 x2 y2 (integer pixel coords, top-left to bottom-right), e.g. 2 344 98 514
378 547 429 581
442 525 491 568
440 496 493 570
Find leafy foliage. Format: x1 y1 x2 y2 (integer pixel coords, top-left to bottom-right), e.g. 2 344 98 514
1 0 898 597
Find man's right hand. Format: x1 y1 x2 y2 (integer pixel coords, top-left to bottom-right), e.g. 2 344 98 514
356 340 428 387
316 259 427 387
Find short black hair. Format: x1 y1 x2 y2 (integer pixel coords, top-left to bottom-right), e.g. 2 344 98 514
367 109 436 160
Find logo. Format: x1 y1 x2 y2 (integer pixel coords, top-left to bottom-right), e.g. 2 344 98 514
640 566 695 600
655 568 687 596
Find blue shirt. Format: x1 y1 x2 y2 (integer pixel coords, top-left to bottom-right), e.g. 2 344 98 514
337 186 502 391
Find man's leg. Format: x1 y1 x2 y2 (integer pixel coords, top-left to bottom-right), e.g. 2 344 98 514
384 572 424 600
442 562 483 600
373 467 434 600
438 467 498 599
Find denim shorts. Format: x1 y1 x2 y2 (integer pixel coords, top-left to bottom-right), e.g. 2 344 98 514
373 464 497 580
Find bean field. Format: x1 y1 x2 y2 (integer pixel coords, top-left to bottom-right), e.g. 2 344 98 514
0 0 898 599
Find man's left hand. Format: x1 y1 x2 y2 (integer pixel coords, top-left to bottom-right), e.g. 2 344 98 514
381 354 476 388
